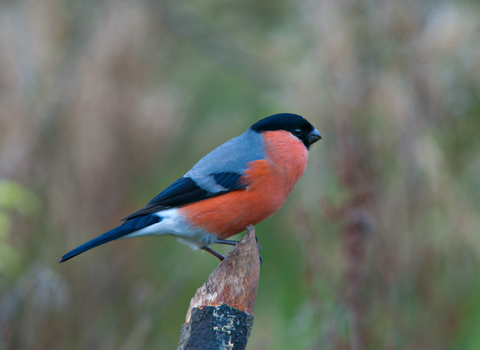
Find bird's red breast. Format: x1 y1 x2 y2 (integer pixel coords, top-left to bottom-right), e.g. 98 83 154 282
179 130 309 238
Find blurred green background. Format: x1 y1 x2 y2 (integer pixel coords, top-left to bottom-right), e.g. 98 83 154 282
1 0 480 349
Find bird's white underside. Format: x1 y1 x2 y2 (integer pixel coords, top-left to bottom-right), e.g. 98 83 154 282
120 208 218 249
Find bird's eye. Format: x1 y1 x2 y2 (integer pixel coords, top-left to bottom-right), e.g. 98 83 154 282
293 128 302 136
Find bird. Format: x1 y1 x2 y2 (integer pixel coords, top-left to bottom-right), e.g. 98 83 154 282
60 113 321 263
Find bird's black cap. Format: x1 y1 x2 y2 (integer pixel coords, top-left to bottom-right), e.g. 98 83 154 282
251 113 321 149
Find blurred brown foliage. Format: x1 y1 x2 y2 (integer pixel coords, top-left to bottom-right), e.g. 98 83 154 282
1 0 480 349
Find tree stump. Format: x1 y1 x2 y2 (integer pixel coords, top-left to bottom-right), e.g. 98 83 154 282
177 225 260 350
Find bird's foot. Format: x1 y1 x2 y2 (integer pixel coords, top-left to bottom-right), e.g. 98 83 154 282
212 237 262 265
214 239 238 246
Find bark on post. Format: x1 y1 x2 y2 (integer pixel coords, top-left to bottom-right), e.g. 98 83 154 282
177 225 260 350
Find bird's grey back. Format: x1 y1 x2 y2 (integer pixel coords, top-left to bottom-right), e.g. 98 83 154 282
186 129 265 180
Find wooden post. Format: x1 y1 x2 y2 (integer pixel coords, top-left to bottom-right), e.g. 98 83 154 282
177 225 260 350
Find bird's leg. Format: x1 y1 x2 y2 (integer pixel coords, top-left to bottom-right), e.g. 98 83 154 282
202 247 225 261
214 239 238 246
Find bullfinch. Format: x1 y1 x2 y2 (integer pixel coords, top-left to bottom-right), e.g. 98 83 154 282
60 113 321 262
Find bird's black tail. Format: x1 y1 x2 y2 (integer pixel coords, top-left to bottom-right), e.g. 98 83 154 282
60 215 161 262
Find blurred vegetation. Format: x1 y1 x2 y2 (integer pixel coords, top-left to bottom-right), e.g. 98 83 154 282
1 0 480 349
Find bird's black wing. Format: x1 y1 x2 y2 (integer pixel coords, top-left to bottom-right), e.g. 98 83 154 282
122 172 246 221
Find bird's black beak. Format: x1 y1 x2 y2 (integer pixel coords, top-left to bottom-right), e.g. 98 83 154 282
308 128 322 144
